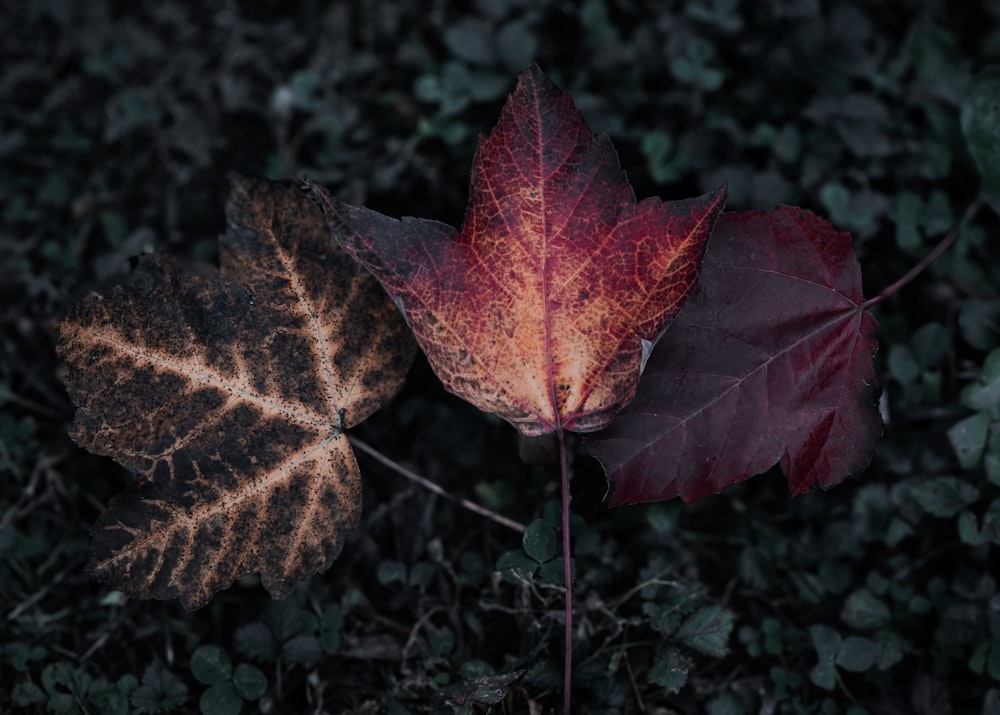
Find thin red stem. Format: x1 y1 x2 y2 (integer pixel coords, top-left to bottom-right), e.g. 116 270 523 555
558 427 573 715
863 200 982 309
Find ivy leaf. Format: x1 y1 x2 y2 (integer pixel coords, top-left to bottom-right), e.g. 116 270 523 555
57 176 416 609
309 63 726 437
588 207 881 504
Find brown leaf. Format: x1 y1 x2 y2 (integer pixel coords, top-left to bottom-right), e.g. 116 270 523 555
58 175 415 609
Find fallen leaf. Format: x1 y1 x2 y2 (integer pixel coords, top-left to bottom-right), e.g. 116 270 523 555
58 176 415 609
308 64 726 436
587 207 881 505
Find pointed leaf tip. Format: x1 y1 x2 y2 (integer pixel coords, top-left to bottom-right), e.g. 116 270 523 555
314 66 726 437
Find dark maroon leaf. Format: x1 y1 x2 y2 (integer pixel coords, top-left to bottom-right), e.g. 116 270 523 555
587 206 881 505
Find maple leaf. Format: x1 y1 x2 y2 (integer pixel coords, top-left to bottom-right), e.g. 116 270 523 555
57 176 415 609
586 207 882 505
308 64 727 437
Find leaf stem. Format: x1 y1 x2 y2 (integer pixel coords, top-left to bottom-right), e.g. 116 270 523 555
863 199 982 309
348 435 526 533
557 427 573 714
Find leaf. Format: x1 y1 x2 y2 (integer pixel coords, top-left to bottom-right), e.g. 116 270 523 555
232 664 267 701
948 412 990 469
319 603 343 654
835 635 877 672
809 624 841 690
199 682 241 715
587 207 881 504
57 176 416 609
962 348 1000 411
190 646 232 686
309 64 727 438
840 588 891 631
648 646 688 694
131 663 188 713
673 605 734 657
961 67 1000 213
522 518 557 563
234 623 276 663
910 476 979 518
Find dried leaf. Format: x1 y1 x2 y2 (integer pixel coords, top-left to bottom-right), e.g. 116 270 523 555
309 64 726 436
58 176 415 609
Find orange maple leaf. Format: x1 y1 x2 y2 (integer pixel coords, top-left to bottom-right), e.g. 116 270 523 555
309 65 726 436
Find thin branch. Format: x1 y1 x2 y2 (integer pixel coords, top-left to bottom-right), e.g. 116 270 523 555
863 199 982 309
348 435 526 533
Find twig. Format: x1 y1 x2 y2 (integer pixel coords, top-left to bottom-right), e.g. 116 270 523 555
348 436 526 533
863 199 982 309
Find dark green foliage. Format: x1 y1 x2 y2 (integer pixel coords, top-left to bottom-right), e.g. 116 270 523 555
5 0 1000 712
131 664 188 713
189 645 267 715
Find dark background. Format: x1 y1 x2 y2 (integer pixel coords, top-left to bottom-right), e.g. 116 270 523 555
3 0 1000 712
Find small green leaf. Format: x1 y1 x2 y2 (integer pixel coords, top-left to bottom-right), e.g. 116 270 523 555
12 681 45 706
841 589 892 631
959 299 1000 352
234 622 276 663
911 323 951 368
495 549 537 584
648 646 688 693
644 600 684 637
496 20 537 71
443 18 496 66
836 635 878 671
537 556 568 586
910 476 979 518
4 641 47 673
961 67 1000 212
281 635 322 667
674 605 734 657
232 664 267 701
810 624 842 657
874 630 906 670
893 191 923 252
48 692 76 715
948 412 990 469
706 691 743 715
190 646 232 686
376 560 407 585
888 344 921 384
131 662 188 713
962 349 1000 411
319 604 343 654
809 625 841 690
959 510 987 546
522 518 557 563
199 682 242 715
